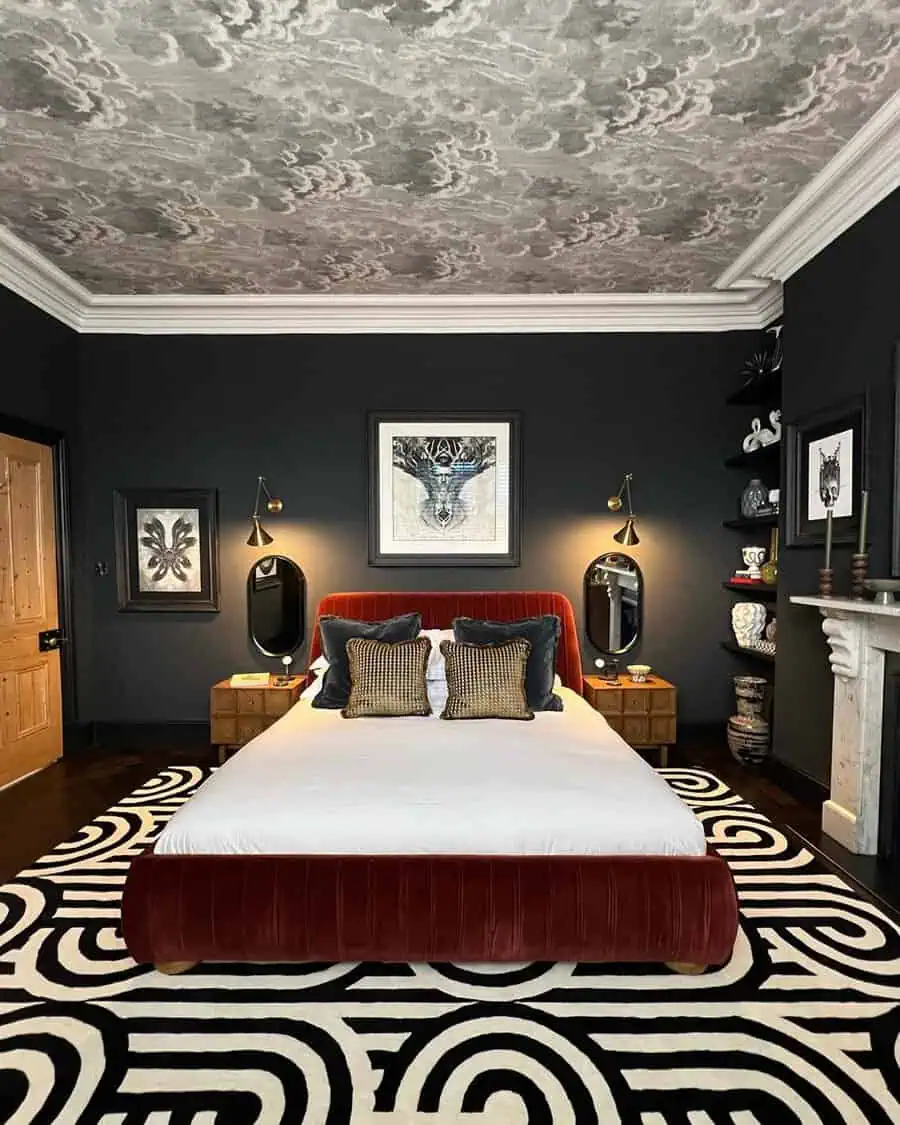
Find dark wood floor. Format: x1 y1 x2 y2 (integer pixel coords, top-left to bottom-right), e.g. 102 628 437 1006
0 738 895 920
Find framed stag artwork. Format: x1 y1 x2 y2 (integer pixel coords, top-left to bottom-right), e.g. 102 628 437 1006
368 412 521 566
114 488 220 611
785 396 868 548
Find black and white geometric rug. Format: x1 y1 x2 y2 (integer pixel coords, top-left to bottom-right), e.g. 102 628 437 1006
1 766 899 1124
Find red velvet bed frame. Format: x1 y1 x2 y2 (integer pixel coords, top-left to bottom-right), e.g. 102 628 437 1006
122 592 739 973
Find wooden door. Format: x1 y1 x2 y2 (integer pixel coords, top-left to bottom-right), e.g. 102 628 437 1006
0 433 62 786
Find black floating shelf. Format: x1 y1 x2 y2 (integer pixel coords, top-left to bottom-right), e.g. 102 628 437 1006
721 640 776 663
723 515 779 531
724 443 781 472
726 373 782 407
722 581 777 599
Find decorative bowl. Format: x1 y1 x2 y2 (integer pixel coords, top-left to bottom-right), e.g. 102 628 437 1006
863 579 900 605
626 664 651 683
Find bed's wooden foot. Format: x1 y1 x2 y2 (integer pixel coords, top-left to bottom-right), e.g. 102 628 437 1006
665 961 707 975
155 961 198 975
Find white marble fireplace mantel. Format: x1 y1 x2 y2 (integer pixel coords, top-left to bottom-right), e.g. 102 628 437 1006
790 595 900 854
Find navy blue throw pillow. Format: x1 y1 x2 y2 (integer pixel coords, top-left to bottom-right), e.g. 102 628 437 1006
452 615 563 712
313 612 422 709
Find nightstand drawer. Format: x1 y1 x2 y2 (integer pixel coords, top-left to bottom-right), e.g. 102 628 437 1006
266 691 295 716
211 687 237 714
622 690 651 715
237 715 268 743
211 716 238 744
588 688 622 715
235 690 267 715
649 689 676 715
622 715 651 744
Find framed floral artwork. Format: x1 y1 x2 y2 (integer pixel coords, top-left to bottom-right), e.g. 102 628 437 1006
114 488 220 611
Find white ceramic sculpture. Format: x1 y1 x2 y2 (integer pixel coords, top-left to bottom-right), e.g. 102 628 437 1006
741 545 767 580
757 410 782 447
731 602 767 648
742 410 782 453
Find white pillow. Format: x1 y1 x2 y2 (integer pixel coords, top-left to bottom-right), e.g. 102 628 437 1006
419 628 454 680
310 654 329 673
554 673 563 691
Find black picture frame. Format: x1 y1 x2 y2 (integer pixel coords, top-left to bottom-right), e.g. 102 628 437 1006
891 344 900 577
114 488 220 611
368 411 522 567
784 395 868 548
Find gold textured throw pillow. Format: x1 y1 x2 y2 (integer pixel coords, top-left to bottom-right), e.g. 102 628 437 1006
342 636 431 718
439 638 534 720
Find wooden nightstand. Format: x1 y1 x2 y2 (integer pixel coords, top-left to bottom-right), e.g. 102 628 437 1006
582 674 677 767
210 677 303 763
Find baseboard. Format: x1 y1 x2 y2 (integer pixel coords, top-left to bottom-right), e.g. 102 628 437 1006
764 755 829 806
63 721 95 753
92 721 211 751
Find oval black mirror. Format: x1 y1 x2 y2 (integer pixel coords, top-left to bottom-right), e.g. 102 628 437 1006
585 552 643 655
247 555 305 657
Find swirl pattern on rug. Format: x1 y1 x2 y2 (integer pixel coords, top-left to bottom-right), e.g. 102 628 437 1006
0 1 899 294
0 765 898 1123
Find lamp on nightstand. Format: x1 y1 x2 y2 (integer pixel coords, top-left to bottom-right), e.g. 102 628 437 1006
608 472 640 545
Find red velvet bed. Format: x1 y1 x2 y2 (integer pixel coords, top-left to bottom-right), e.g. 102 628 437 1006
122 591 738 973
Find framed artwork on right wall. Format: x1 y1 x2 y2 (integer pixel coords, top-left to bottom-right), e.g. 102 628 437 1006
892 343 900 576
784 395 868 548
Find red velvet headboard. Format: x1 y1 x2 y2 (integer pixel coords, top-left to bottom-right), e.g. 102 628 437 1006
308 591 583 691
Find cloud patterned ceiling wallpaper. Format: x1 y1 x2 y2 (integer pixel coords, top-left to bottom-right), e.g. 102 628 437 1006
1 1 899 295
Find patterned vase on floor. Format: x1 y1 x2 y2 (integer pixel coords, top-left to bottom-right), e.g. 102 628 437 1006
728 675 771 765
728 715 771 766
734 675 768 717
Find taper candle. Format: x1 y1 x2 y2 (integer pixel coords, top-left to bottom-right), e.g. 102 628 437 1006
824 508 833 569
858 489 869 553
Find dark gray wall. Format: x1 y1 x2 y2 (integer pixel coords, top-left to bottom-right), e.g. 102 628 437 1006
774 187 900 785
75 331 757 725
0 285 77 431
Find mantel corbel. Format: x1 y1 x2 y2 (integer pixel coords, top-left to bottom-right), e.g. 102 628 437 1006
820 612 862 679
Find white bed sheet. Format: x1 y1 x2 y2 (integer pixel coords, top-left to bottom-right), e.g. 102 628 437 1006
156 687 706 857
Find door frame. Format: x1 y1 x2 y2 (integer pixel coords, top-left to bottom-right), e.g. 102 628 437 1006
0 412 78 732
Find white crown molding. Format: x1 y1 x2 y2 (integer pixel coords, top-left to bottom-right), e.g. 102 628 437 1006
74 283 781 334
717 89 900 290
13 86 900 336
0 226 90 332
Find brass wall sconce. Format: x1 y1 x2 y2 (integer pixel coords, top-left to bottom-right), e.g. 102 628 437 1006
608 472 640 546
247 476 284 547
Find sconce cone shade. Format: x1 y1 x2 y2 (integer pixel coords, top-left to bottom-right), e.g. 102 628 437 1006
613 517 640 546
247 517 274 548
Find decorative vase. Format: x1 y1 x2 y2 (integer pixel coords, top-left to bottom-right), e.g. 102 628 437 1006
741 545 767 580
731 602 767 648
765 618 777 644
734 675 767 717
727 714 771 765
740 479 768 519
760 559 778 585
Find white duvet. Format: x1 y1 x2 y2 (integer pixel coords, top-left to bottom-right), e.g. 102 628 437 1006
156 687 706 857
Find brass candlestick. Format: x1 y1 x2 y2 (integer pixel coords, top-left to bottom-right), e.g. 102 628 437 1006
818 567 834 598
850 552 869 600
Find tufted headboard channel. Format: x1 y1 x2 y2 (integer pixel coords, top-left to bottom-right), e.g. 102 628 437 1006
308 591 582 691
